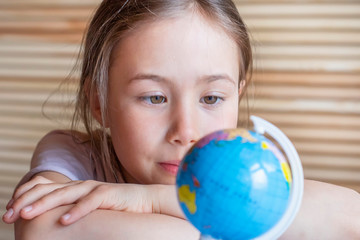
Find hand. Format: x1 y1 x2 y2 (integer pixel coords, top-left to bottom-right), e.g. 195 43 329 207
3 175 156 225
3 175 59 224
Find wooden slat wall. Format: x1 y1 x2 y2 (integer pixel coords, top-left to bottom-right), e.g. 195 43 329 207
0 1 95 239
0 0 359 239
236 0 360 192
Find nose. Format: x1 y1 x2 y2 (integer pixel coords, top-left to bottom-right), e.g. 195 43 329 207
166 103 199 146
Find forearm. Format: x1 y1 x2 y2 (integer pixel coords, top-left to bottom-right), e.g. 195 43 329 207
15 204 199 240
152 184 185 219
279 179 360 240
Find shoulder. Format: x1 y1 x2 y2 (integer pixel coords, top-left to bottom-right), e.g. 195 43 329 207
26 130 94 182
33 130 91 164
34 130 91 161
30 129 125 183
37 129 89 148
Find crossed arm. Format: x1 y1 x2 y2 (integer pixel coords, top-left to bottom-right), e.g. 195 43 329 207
15 205 198 240
4 171 360 240
7 171 199 240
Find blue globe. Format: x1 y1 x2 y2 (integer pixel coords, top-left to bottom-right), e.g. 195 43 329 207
176 128 292 240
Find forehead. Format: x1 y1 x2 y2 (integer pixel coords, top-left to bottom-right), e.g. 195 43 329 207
110 11 240 84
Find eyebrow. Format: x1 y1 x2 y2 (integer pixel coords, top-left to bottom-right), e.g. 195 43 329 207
129 73 237 86
129 74 166 83
201 74 237 87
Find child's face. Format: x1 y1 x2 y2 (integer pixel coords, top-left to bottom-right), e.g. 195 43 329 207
106 12 240 184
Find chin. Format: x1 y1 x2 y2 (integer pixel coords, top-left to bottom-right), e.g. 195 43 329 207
157 176 177 185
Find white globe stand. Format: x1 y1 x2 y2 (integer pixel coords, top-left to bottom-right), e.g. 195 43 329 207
199 116 304 240
250 116 304 240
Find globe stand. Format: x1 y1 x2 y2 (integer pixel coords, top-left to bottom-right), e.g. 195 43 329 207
250 116 304 240
196 116 304 240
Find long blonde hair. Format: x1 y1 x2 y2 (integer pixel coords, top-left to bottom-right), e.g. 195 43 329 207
72 0 253 182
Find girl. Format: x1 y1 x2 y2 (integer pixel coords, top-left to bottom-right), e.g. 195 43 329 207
3 0 360 239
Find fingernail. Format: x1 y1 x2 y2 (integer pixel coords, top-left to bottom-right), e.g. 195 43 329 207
22 205 33 213
61 213 71 222
6 199 14 210
3 208 14 219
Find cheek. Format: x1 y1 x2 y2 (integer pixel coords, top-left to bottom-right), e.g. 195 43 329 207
218 99 239 128
108 108 163 154
201 107 239 138
109 112 144 144
109 120 149 172
228 106 240 127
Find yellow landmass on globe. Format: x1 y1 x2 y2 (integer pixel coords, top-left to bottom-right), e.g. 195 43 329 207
261 141 269 149
281 162 292 184
262 141 292 186
225 129 257 143
178 185 197 214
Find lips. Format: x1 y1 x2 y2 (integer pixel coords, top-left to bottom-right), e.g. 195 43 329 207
158 160 181 175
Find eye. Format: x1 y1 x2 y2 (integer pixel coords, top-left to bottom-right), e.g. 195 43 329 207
141 95 167 104
150 95 166 104
201 96 223 105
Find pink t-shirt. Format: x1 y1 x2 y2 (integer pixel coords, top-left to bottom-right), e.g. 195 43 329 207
18 130 124 186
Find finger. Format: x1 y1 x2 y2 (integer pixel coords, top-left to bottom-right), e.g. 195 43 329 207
5 181 78 224
4 183 65 224
12 175 53 200
6 176 51 211
59 189 104 225
6 198 14 211
2 208 14 224
19 181 91 221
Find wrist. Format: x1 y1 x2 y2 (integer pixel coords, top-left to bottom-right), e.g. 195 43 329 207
150 184 185 219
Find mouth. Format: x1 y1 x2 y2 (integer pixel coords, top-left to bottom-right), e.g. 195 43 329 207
158 160 181 175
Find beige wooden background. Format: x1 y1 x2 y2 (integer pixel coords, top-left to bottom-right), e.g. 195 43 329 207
0 0 359 239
